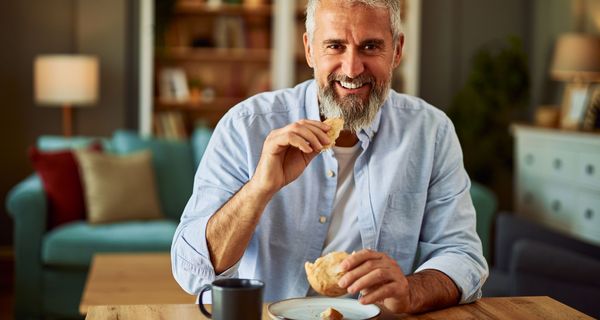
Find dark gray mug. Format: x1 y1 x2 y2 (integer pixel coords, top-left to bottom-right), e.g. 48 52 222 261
198 278 264 320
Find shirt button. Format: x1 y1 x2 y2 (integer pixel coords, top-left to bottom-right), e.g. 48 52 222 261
326 170 335 178
319 216 327 224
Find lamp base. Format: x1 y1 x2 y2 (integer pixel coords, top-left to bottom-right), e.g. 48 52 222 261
62 104 73 137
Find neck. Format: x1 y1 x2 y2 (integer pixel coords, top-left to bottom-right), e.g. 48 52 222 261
335 130 359 147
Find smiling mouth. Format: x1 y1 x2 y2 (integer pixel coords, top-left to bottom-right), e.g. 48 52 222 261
338 80 367 90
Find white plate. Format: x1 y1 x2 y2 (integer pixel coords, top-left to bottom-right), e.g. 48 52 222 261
268 297 380 320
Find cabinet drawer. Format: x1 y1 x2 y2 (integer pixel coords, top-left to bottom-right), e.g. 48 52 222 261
540 185 577 231
575 192 600 245
516 143 545 176
515 175 544 218
578 152 600 189
541 148 578 180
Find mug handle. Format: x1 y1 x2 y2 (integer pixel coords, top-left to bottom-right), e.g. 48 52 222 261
198 284 212 318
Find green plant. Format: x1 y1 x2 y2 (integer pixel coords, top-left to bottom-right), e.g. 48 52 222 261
448 36 529 188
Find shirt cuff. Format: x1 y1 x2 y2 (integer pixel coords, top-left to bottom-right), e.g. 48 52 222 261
415 255 487 303
216 259 241 278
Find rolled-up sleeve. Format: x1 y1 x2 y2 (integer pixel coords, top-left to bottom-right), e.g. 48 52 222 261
171 111 250 295
416 118 489 303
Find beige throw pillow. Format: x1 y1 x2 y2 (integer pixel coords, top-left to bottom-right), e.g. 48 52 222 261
75 149 163 224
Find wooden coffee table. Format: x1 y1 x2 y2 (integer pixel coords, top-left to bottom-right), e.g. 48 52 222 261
79 253 196 315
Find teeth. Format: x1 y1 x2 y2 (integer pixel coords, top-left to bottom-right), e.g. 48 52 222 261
340 81 363 89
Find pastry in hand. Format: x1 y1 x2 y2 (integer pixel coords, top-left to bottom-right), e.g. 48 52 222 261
320 307 344 320
322 118 344 149
305 251 349 297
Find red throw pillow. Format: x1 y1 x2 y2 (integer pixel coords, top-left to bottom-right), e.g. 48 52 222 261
29 143 102 229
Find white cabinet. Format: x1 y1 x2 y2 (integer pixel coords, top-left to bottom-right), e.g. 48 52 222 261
513 124 600 245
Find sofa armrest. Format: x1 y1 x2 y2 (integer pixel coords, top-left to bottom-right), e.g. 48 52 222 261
510 239 600 287
494 212 600 272
6 174 47 317
510 239 600 317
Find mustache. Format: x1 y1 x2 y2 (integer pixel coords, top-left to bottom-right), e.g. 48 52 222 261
327 73 375 85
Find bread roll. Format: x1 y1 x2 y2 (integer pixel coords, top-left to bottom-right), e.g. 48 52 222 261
305 251 349 297
320 307 344 320
322 118 344 149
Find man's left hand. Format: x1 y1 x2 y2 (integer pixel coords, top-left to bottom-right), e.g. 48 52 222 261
337 249 410 313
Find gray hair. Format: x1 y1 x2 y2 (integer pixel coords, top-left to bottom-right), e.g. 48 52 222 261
305 0 403 45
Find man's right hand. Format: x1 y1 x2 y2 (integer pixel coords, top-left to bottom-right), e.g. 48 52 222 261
249 119 332 196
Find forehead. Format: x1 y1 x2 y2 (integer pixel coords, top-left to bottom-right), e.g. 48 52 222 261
313 0 392 41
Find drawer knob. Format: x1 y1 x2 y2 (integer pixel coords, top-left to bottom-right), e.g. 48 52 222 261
585 164 595 176
585 209 594 220
551 200 561 212
553 159 562 170
525 154 534 165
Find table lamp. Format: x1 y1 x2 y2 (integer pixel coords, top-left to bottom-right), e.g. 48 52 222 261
34 55 99 136
550 33 600 129
551 33 600 82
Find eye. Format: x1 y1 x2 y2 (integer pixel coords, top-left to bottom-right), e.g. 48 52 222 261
326 44 343 50
363 44 379 51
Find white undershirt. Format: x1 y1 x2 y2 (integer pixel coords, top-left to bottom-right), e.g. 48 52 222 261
322 143 362 255
307 143 362 297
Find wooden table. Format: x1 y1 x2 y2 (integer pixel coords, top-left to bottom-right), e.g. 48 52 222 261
79 253 196 315
85 296 593 319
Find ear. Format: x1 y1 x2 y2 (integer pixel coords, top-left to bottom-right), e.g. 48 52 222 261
303 32 314 68
392 33 405 68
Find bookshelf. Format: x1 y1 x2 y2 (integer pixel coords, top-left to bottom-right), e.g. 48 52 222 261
153 0 307 137
151 0 419 138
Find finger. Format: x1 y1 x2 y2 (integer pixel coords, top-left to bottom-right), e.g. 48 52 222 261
264 130 308 154
287 123 325 151
288 134 313 153
340 249 382 272
338 258 385 289
359 282 400 305
299 121 332 146
298 119 331 131
347 267 394 294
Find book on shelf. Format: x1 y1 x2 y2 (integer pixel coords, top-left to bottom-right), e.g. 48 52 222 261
214 16 246 49
154 112 187 140
159 68 190 103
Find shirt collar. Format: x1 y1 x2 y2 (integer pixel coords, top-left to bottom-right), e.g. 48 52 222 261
305 80 385 143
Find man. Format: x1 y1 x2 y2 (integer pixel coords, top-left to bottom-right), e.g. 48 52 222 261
172 0 488 314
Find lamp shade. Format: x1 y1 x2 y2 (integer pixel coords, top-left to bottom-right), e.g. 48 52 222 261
551 33 600 82
34 55 99 106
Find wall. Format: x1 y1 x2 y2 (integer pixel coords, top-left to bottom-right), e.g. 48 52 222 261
420 0 600 113
419 0 531 110
0 0 139 246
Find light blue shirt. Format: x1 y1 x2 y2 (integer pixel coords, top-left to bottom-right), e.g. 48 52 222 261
171 80 488 304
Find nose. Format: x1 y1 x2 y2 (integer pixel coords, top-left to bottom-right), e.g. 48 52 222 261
341 48 364 79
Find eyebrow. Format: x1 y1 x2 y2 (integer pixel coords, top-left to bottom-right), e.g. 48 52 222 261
322 38 386 47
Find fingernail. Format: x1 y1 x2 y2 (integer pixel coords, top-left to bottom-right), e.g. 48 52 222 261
338 279 346 287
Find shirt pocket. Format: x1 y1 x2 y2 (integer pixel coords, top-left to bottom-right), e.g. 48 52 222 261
378 191 427 271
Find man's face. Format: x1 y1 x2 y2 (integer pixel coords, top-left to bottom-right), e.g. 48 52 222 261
304 0 403 132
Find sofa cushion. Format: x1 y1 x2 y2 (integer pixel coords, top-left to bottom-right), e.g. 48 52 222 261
38 135 113 152
111 130 195 220
75 149 164 224
29 144 102 229
42 220 177 268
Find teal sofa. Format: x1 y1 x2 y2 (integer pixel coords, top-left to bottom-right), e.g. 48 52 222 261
6 127 212 320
